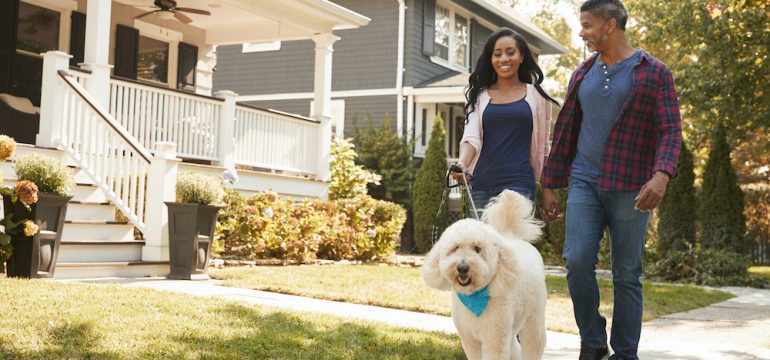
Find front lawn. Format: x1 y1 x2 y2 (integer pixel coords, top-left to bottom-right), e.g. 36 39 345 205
210 265 734 334
0 278 464 359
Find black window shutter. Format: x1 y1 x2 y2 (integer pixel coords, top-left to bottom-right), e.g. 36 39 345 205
69 11 86 67
422 0 436 56
177 42 197 90
470 20 493 72
0 0 19 94
114 24 138 79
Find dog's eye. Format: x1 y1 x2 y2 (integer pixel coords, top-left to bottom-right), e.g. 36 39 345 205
474 246 482 253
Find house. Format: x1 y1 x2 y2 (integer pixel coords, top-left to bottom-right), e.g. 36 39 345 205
213 0 567 160
0 0 369 278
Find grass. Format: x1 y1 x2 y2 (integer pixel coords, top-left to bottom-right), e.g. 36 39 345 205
749 266 770 281
209 265 735 334
0 278 464 359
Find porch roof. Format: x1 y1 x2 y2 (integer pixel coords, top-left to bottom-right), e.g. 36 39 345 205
114 0 371 45
470 0 567 55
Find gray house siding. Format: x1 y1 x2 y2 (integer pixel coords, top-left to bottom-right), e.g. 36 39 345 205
214 0 399 97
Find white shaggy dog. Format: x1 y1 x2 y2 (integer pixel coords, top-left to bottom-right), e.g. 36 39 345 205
421 190 546 360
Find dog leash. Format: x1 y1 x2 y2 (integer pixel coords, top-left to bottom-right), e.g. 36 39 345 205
431 165 480 245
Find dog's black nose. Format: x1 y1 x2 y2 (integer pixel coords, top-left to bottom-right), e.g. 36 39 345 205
457 262 470 275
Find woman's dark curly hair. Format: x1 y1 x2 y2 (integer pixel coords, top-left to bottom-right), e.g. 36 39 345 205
464 27 559 122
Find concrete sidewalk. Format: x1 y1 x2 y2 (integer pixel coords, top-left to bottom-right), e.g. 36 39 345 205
63 277 770 360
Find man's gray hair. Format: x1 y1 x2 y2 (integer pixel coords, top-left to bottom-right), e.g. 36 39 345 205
580 0 628 31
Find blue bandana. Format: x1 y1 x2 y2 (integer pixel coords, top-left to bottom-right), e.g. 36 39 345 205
456 286 490 317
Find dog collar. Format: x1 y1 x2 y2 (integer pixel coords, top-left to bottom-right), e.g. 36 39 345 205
456 285 490 317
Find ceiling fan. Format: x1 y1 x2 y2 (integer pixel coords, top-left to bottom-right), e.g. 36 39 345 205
134 0 211 24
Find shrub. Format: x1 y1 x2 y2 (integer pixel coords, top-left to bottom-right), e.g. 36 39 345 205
353 116 414 207
176 172 225 205
13 153 74 195
744 183 770 264
646 248 769 288
657 141 697 255
329 138 380 201
412 117 448 253
699 127 746 252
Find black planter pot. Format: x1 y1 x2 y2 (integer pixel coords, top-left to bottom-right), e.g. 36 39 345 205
3 192 71 278
165 202 221 280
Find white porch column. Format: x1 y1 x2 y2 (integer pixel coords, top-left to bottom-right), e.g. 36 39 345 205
81 0 113 108
142 142 180 262
37 51 72 148
310 33 339 183
214 90 238 171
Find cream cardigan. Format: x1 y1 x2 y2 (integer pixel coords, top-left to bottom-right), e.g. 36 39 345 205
460 84 552 183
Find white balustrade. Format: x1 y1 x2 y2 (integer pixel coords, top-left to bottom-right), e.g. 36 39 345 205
108 78 222 161
234 105 319 175
56 71 152 231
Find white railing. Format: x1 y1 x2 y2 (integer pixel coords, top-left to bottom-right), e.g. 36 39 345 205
234 104 320 175
68 66 91 87
108 78 222 161
56 70 151 231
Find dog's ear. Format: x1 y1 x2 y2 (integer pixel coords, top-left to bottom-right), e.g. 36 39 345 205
489 241 518 294
421 244 451 290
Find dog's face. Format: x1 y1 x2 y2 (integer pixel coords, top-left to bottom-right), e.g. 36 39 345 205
428 219 503 294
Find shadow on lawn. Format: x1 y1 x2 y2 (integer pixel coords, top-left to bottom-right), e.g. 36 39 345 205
0 321 121 360
172 303 466 360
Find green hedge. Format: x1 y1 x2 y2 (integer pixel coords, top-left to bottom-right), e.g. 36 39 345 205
646 249 769 288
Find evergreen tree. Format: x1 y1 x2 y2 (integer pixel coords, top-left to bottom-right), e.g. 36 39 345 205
657 141 697 255
699 127 746 252
412 117 448 253
353 116 414 207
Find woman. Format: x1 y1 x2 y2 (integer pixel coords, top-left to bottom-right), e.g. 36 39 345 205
453 27 559 210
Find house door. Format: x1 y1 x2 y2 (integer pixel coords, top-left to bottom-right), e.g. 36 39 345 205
0 0 20 95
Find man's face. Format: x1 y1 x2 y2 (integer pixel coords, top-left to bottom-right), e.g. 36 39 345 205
579 11 611 52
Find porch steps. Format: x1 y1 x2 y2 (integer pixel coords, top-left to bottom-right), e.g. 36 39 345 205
1 145 169 279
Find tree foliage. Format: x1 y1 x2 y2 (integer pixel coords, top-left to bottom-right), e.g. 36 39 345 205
699 127 746 252
328 139 380 201
657 141 697 255
353 116 414 207
625 0 770 179
412 117 449 253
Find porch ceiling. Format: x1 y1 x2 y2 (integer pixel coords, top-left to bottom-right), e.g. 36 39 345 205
114 0 370 45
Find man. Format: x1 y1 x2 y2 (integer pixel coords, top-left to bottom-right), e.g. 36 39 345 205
541 1 682 359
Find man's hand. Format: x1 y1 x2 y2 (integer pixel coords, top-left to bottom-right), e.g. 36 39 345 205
635 171 670 212
541 188 562 221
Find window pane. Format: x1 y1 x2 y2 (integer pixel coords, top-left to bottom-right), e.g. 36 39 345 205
17 2 60 54
138 36 168 83
434 5 450 61
454 14 468 68
9 54 43 106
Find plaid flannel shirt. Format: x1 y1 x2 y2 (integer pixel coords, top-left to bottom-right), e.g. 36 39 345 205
542 50 682 191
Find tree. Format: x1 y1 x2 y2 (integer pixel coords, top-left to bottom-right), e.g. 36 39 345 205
624 0 770 180
353 116 414 207
328 138 380 201
412 117 449 253
699 127 746 252
657 141 697 255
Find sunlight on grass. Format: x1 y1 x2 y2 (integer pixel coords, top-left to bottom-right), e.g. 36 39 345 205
749 266 770 281
0 278 464 359
211 265 734 334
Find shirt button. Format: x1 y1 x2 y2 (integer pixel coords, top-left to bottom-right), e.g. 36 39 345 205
606 78 610 82
604 85 609 89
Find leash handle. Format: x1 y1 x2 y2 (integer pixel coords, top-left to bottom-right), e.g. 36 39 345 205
448 164 479 220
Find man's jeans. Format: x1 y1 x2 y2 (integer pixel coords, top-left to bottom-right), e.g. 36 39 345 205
563 177 650 360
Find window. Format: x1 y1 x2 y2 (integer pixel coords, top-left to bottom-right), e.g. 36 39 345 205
10 1 61 106
433 3 470 71
137 35 168 84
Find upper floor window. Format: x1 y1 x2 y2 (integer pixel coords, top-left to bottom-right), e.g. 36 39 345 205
137 35 169 84
434 4 469 70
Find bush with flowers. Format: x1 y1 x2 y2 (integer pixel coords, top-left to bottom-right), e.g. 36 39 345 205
216 138 406 262
0 135 41 271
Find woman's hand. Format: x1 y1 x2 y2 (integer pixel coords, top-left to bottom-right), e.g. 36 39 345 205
541 188 562 221
450 163 472 184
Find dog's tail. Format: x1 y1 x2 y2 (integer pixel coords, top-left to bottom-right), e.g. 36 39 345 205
481 189 542 243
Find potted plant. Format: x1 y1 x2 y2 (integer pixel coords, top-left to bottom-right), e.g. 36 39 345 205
1 138 73 278
166 172 224 280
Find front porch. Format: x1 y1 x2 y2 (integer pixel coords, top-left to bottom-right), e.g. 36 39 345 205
1 0 370 278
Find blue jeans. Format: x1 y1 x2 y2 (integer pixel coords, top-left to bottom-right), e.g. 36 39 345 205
563 177 649 360
471 186 535 218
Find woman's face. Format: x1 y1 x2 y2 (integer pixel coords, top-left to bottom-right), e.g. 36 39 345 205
491 36 523 80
